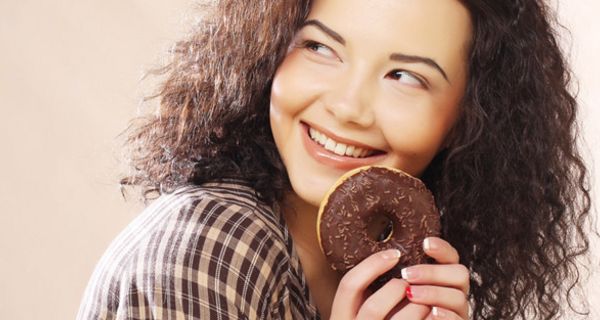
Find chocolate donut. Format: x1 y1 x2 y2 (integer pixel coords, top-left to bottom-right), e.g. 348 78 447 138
317 165 441 288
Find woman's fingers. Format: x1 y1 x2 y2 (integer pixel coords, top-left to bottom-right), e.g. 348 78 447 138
330 249 402 318
406 285 469 319
398 237 470 319
401 264 470 295
355 278 408 320
423 237 460 264
332 238 470 319
388 302 431 320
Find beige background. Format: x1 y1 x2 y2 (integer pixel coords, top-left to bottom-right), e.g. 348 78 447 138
0 0 597 319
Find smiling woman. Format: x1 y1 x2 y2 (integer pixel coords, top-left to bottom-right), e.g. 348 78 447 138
76 0 593 319
270 0 470 207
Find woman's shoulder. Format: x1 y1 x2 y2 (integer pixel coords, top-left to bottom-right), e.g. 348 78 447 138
81 180 293 289
162 179 288 240
155 180 293 281
120 179 291 259
77 180 298 319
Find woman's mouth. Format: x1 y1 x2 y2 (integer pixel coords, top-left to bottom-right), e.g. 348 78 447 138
308 126 379 158
300 122 387 170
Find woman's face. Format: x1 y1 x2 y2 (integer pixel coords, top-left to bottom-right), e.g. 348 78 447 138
270 0 472 206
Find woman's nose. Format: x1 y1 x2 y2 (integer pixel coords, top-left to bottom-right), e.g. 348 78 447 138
324 73 375 128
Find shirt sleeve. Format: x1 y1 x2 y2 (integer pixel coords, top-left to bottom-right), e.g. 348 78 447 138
182 197 291 319
76 189 295 320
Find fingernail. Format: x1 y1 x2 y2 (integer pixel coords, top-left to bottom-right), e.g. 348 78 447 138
423 238 433 251
400 268 418 280
406 286 423 299
382 249 402 260
432 306 446 317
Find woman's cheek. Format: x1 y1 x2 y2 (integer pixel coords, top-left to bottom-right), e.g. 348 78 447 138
271 52 335 115
379 113 447 175
271 55 307 113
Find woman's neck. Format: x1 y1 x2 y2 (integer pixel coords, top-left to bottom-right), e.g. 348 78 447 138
282 191 341 320
282 191 321 254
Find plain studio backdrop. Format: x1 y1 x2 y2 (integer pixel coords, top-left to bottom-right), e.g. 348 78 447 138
0 0 598 319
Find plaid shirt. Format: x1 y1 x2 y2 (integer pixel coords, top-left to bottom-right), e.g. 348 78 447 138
77 180 321 319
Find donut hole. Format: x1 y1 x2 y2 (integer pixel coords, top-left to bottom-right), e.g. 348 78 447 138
366 214 394 243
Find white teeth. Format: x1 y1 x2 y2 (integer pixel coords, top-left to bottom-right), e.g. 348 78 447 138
345 145 355 156
318 133 327 145
334 143 347 156
324 138 336 152
308 126 377 158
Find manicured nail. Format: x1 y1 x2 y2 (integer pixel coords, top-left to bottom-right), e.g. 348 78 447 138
405 286 413 299
432 306 446 317
406 286 423 299
401 267 417 280
382 249 402 260
423 238 432 251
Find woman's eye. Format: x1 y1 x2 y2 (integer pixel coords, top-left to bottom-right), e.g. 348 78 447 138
387 70 427 88
300 40 337 59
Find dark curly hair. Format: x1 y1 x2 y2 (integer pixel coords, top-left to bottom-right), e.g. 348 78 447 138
119 0 594 319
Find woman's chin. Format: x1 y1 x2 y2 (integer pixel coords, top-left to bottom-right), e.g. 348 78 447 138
288 178 329 209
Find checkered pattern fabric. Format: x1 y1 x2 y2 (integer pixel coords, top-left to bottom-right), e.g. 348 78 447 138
77 180 320 319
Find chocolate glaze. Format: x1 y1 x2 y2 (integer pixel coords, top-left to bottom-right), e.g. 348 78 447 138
318 166 441 289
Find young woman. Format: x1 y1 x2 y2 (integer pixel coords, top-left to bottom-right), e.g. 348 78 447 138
77 0 593 319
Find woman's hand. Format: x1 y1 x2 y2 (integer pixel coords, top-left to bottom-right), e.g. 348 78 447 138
329 249 432 320
402 237 470 319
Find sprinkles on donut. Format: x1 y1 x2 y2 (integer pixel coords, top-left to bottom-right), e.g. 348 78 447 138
317 165 441 288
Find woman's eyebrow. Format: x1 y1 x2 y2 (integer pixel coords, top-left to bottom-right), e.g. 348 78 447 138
301 19 450 84
390 53 450 83
301 19 346 45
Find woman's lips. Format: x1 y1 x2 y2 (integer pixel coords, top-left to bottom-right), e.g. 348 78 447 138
305 120 382 152
300 122 387 171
